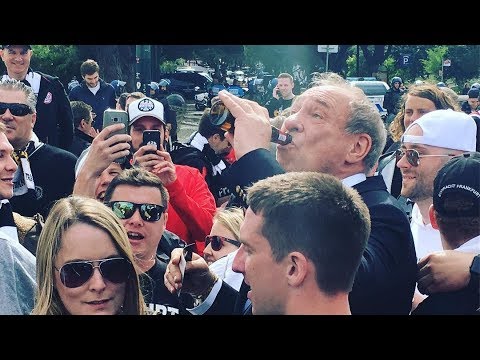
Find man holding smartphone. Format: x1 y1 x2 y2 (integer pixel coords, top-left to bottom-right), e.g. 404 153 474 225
128 97 216 255
264 73 296 118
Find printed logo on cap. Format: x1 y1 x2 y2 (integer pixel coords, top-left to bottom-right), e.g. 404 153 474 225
138 98 155 112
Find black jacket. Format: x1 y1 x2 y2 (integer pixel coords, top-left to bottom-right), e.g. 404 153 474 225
10 144 77 218
69 128 94 157
217 149 417 314
14 70 74 150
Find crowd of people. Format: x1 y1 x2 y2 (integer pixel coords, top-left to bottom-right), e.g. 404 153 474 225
0 44 479 315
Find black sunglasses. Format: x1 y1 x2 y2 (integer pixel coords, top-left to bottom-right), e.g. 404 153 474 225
0 102 33 116
107 201 165 222
209 99 235 133
55 257 132 288
395 148 454 167
205 235 241 251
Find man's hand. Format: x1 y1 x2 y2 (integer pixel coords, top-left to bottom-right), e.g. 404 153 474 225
218 90 271 160
164 248 215 296
133 145 177 186
73 123 131 198
88 127 100 138
272 86 280 99
83 123 131 176
417 250 476 294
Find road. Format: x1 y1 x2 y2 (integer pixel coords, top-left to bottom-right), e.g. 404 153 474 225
175 101 203 143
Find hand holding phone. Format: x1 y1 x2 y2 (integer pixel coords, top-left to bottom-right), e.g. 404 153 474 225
102 109 129 164
177 243 195 297
142 130 161 155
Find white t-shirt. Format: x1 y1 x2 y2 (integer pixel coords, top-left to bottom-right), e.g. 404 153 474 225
410 204 442 261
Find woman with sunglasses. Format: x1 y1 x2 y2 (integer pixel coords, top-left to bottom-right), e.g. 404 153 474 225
204 207 244 291
31 196 147 315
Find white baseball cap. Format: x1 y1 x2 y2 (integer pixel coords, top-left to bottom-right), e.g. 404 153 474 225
402 109 477 152
128 97 165 126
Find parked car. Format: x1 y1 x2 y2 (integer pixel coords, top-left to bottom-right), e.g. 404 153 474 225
158 71 213 99
349 80 389 117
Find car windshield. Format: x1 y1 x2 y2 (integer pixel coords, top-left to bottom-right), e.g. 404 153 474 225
353 82 387 96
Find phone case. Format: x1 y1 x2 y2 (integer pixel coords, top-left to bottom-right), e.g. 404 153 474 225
143 130 161 150
102 109 129 164
102 109 129 137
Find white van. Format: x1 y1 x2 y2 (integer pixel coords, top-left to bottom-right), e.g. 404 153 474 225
349 80 390 117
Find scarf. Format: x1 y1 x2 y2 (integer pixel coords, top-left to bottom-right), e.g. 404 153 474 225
189 132 227 176
12 133 43 197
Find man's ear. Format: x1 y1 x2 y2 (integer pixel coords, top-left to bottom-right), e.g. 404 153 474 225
286 251 308 287
429 204 439 229
31 113 37 128
79 119 88 130
346 133 371 165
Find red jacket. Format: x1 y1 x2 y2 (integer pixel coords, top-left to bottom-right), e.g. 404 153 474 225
164 164 216 255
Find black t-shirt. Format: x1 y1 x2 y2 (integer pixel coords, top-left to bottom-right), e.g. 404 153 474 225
264 96 295 118
140 258 191 315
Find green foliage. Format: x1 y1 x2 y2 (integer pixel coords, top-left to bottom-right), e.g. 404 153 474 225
159 59 185 73
421 46 448 80
346 52 367 77
30 45 80 86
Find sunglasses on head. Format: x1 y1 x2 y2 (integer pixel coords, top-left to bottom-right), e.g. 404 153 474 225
107 201 165 222
209 99 235 133
395 148 454 167
55 257 131 288
205 235 241 251
0 102 33 116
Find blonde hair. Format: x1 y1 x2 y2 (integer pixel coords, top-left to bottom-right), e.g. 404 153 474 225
213 207 245 240
31 196 147 315
389 83 460 142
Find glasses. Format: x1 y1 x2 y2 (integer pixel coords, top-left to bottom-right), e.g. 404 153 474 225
55 257 131 288
107 201 165 222
395 148 454 167
0 102 33 116
205 235 241 251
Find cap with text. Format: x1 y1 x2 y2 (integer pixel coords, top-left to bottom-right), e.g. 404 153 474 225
433 152 480 217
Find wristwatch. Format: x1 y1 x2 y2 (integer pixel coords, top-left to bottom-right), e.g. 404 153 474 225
469 255 480 289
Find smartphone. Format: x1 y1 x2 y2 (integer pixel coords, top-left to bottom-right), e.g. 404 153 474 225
177 243 196 297
276 89 282 99
142 130 161 154
102 109 129 164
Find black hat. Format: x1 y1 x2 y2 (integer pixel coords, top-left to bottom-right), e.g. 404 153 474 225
433 152 480 217
2 45 31 50
467 88 479 99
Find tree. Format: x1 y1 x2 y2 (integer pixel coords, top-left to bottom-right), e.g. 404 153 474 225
360 45 390 76
29 45 81 87
421 46 448 82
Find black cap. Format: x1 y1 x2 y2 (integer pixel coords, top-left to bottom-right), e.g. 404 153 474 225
2 45 31 50
467 88 480 99
433 152 480 217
